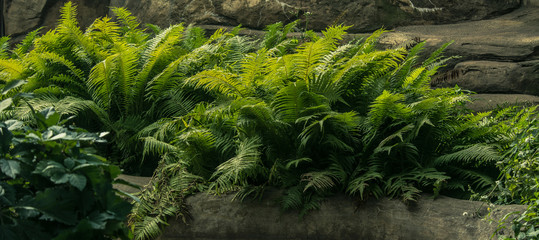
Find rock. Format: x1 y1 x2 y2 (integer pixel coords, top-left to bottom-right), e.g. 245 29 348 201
114 174 151 194
379 7 539 95
4 0 48 36
467 94 539 112
434 61 539 95
4 0 109 38
158 189 525 240
109 0 521 33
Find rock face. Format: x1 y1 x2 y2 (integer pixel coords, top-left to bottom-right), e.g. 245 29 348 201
109 0 521 32
3 0 109 38
158 189 525 240
379 6 539 97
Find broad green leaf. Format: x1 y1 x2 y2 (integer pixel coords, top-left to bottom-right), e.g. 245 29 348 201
68 174 87 191
0 98 13 112
0 159 21 178
64 158 75 169
34 161 66 177
49 132 68 140
51 173 87 191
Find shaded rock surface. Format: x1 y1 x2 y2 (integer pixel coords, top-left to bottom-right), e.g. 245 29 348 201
109 0 521 33
158 189 525 240
114 175 526 240
468 94 539 112
4 0 109 38
379 6 539 98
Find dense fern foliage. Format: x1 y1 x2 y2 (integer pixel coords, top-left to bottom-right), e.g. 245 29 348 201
129 24 515 239
2 2 538 240
0 3 258 175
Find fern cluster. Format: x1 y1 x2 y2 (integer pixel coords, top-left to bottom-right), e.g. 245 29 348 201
131 22 512 239
2 3 536 240
0 3 258 175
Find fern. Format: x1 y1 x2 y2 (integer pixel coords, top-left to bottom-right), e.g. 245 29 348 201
210 137 266 194
435 144 504 166
0 36 10 59
14 28 42 57
185 69 250 98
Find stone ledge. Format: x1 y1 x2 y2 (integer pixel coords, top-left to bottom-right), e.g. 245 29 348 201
158 189 525 240
468 94 539 112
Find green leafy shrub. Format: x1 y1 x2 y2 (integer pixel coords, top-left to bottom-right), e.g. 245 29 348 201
130 25 507 239
0 107 131 239
492 106 539 239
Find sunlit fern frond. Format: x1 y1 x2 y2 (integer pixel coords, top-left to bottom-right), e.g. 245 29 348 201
88 56 115 111
0 37 10 59
113 43 139 114
85 16 121 49
357 29 388 54
145 43 221 100
293 38 334 84
14 28 42 57
57 2 105 61
422 41 454 68
185 69 251 98
367 90 411 128
239 49 270 87
0 59 25 81
111 7 148 45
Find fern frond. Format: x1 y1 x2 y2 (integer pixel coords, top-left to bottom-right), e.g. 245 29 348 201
357 29 388 54
347 170 383 200
133 24 185 108
142 136 179 156
14 28 42 57
86 16 121 47
435 144 503 166
368 90 411 127
239 49 269 86
0 36 10 59
0 59 25 81
88 56 115 110
57 2 105 61
185 69 250 98
272 82 327 123
111 7 148 44
113 43 139 114
422 41 454 67
210 137 265 194
133 215 167 240
293 39 334 84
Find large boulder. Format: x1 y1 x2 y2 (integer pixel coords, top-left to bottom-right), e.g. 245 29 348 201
379 7 539 96
110 0 521 32
158 189 525 240
4 0 109 38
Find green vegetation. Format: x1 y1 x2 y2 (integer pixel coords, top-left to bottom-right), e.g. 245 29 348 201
1 2 539 240
0 107 131 239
